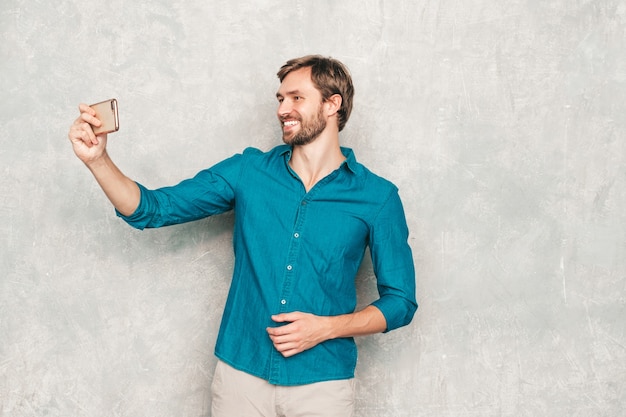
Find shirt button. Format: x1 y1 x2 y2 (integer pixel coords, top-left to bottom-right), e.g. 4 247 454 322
286 265 293 271
294 232 300 238
281 299 287 305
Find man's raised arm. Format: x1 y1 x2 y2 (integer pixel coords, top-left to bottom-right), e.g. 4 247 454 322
68 103 140 216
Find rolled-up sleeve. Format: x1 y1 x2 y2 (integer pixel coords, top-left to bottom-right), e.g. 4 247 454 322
116 153 244 230
369 188 417 332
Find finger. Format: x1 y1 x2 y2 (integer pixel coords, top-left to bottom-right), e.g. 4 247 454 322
271 312 301 323
78 103 96 116
78 123 97 144
266 325 290 337
82 122 98 144
267 331 294 343
79 111 102 128
268 319 302 336
272 338 298 351
74 103 101 128
277 346 300 358
271 314 288 323
69 123 98 146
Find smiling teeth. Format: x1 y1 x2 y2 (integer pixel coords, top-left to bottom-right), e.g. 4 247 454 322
284 121 298 126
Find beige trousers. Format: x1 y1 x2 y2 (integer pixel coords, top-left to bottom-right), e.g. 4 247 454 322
211 360 355 417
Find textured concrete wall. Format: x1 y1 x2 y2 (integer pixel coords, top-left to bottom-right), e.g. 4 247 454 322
1 1 625 416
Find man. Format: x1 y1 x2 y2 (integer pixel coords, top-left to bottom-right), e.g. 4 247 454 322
69 55 417 417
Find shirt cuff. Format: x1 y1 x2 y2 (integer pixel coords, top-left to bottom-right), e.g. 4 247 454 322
371 295 417 332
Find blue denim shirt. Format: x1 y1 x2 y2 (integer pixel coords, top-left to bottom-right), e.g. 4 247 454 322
118 145 417 385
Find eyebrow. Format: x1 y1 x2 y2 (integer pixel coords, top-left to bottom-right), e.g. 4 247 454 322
276 89 304 98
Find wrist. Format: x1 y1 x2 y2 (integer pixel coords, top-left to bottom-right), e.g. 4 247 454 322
324 315 339 341
84 150 110 171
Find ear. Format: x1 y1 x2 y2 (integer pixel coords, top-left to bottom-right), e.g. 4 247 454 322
324 94 343 117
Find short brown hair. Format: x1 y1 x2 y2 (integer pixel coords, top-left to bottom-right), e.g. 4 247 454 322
277 55 354 131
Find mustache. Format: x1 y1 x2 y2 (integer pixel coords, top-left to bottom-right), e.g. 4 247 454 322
279 113 301 122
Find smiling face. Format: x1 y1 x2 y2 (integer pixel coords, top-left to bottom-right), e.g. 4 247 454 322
276 67 327 146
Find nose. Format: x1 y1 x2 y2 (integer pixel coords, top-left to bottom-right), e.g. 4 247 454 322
277 99 292 118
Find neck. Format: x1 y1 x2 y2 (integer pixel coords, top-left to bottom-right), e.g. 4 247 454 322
289 131 345 192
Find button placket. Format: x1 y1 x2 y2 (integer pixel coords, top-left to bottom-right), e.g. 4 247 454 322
278 196 308 312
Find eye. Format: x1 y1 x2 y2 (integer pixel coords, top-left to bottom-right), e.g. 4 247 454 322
294 96 302 101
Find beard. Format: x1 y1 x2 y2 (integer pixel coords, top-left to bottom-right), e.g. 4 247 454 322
282 105 327 146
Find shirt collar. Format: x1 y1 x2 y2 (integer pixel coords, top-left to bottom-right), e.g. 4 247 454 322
340 147 358 174
279 145 358 174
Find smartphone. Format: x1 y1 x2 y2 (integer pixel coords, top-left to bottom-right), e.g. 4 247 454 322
90 98 119 135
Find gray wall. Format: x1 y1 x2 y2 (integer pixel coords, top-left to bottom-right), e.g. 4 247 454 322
1 1 624 416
